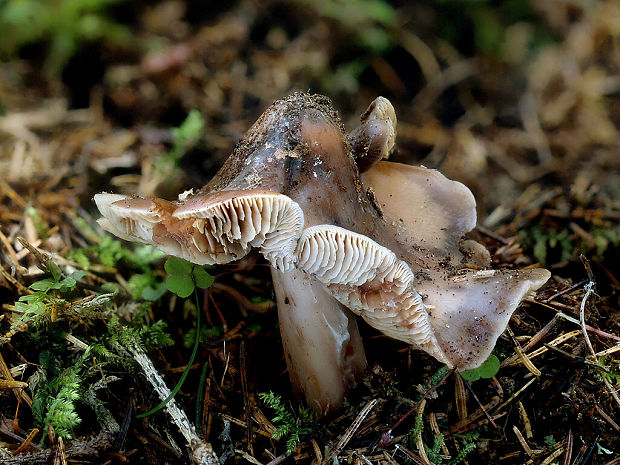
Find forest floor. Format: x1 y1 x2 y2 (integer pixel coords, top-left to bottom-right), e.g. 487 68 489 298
0 1 619 464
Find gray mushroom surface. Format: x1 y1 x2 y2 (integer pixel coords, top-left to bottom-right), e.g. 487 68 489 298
95 92 550 414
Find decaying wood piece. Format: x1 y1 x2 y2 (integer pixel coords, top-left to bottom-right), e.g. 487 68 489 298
128 340 219 465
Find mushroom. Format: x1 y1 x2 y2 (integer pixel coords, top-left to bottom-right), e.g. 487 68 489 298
95 92 550 415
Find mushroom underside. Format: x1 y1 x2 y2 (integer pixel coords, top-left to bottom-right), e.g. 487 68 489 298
95 170 550 372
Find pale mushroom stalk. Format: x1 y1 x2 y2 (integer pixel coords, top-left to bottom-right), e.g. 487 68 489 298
272 268 365 414
95 92 550 414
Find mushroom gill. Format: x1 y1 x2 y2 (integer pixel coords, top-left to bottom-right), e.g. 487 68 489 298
95 92 550 414
95 189 304 269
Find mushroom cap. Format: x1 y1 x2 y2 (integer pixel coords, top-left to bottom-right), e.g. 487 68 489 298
94 193 169 244
349 97 397 172
358 160 550 369
362 161 487 263
95 189 304 270
295 222 550 371
421 267 551 370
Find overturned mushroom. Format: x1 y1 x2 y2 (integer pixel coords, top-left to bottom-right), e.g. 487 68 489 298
95 92 550 415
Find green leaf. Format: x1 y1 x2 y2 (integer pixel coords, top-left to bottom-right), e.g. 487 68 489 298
459 370 479 382
172 109 204 147
27 206 50 239
66 249 90 269
193 267 214 289
18 300 47 316
130 245 166 267
478 354 500 378
141 281 167 301
56 276 77 292
69 270 87 281
45 261 63 282
460 354 500 382
128 272 159 300
164 257 192 276
30 278 56 292
19 293 45 303
165 275 194 298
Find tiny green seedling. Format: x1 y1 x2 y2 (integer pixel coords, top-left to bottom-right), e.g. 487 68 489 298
13 259 87 327
164 257 214 298
153 109 205 176
259 391 318 453
135 257 214 418
459 354 500 382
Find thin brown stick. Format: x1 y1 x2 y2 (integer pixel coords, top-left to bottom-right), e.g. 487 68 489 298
322 399 377 465
544 280 588 303
13 428 39 455
578 257 596 356
501 315 559 367
595 404 620 433
513 425 535 456
57 436 67 465
578 255 620 411
541 447 565 465
526 299 620 342
380 368 455 446
0 379 28 389
462 377 497 429
240 341 253 456
0 228 22 269
562 430 573 465
393 444 427 465
0 266 31 294
506 325 541 376
491 378 537 415
0 351 32 407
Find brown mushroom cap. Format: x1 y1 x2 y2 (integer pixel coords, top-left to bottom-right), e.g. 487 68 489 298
362 161 488 263
421 267 550 370
295 219 550 370
94 193 168 244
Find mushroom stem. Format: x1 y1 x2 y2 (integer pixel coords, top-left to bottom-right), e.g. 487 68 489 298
271 268 366 415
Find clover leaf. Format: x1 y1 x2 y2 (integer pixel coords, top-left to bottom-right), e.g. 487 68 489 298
460 354 500 382
193 266 214 289
163 257 214 298
164 257 193 276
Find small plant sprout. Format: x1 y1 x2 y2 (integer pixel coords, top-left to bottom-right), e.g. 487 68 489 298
460 354 501 382
136 257 213 418
258 391 318 453
164 256 214 298
13 258 87 327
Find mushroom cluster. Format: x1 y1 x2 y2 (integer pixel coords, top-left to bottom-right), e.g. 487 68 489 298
95 93 550 415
